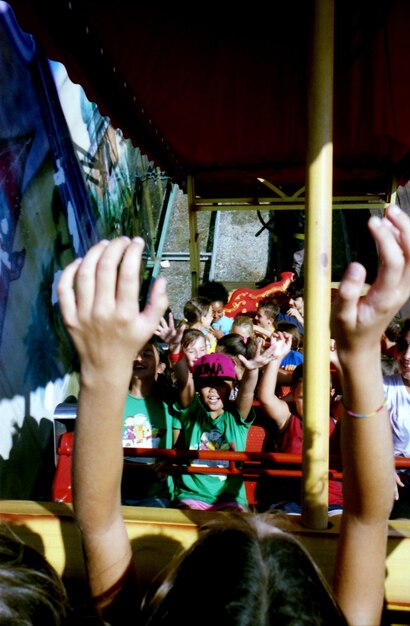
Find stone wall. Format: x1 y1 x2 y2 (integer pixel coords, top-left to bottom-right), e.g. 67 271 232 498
160 187 272 320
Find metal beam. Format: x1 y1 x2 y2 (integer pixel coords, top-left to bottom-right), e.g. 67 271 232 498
302 0 335 530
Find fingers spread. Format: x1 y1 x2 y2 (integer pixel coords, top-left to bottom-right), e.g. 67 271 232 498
364 212 409 313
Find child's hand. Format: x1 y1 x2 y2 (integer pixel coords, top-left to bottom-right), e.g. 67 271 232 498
209 326 223 340
239 331 291 370
331 205 410 361
57 237 168 378
287 307 304 324
156 312 186 348
269 331 293 359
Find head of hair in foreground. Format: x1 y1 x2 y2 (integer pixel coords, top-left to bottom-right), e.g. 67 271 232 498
143 512 347 625
0 526 70 625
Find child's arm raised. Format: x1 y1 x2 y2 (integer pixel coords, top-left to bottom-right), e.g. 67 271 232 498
331 205 410 626
236 337 287 421
257 332 293 430
57 237 168 617
155 314 194 407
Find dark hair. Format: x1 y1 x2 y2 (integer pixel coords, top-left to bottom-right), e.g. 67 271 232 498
276 322 302 351
149 335 169 366
183 297 211 325
145 336 177 401
216 333 257 360
257 298 280 321
287 280 304 300
143 513 347 625
384 316 402 342
394 318 410 354
198 281 229 305
0 527 71 625
291 363 304 387
398 318 410 338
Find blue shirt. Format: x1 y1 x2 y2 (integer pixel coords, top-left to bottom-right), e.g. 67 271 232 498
211 314 233 336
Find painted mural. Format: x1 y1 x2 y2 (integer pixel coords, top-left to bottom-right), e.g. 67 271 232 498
0 2 169 499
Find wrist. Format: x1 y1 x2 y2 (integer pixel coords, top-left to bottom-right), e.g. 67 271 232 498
169 350 184 363
338 345 381 369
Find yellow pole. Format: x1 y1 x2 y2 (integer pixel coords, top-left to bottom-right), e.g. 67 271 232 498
187 175 200 296
302 0 335 529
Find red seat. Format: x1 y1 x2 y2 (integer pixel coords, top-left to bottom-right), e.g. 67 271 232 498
244 414 276 508
52 432 74 503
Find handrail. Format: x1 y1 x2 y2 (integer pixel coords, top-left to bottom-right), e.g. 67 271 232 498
123 447 410 469
53 434 410 505
123 447 410 482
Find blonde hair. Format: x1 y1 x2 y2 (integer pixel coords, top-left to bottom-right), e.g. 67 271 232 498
231 314 255 338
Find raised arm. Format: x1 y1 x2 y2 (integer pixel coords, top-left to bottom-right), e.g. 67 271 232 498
57 237 168 618
257 332 293 430
237 335 290 421
331 205 410 625
155 313 194 407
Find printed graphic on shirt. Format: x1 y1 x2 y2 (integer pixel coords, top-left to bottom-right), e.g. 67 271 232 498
122 413 166 462
190 428 233 478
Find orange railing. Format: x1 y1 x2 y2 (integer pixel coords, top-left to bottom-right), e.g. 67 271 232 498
53 431 410 505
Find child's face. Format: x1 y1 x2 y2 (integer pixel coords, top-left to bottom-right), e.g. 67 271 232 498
198 379 233 415
201 306 214 329
132 343 160 380
254 307 273 330
289 296 304 313
211 300 225 322
397 330 410 383
184 336 207 368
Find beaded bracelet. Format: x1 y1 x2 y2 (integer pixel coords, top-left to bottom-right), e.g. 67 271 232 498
169 351 184 363
342 398 386 419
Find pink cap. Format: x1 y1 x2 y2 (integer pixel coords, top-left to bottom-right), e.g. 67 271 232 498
192 353 236 381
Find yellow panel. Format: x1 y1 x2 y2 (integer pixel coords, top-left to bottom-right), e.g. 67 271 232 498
1 502 410 614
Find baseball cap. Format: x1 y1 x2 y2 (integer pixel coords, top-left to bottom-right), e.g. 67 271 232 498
192 353 236 382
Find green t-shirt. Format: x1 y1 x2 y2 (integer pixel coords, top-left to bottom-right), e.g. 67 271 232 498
122 395 174 500
172 395 254 509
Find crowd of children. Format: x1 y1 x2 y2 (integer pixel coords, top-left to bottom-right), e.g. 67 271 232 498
54 204 410 625
3 205 410 624
117 276 309 513
112 257 410 525
116 264 410 519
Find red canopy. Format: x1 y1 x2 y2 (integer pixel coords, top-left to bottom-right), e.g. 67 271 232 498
7 0 410 198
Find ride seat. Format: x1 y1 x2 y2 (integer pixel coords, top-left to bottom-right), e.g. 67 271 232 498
244 412 276 509
52 432 74 503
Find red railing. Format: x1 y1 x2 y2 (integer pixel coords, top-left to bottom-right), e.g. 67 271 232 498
53 431 410 504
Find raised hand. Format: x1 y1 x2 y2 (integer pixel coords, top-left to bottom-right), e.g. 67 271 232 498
58 237 168 380
156 312 186 348
331 205 410 362
239 331 292 370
